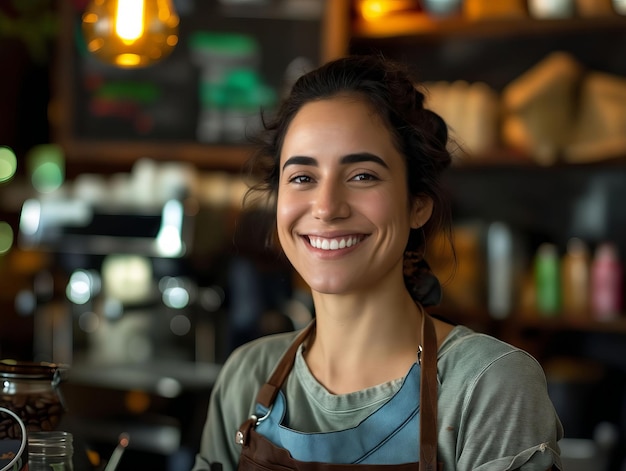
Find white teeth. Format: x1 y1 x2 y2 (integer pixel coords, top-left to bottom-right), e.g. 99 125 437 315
309 236 361 251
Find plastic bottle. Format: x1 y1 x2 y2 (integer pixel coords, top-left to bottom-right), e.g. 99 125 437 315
534 243 561 316
590 242 623 321
487 222 514 319
28 431 74 471
561 237 590 318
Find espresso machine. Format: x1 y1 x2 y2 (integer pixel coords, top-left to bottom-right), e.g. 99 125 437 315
16 160 233 368
15 161 233 469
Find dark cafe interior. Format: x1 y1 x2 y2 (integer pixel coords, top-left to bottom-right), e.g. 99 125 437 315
1 0 626 470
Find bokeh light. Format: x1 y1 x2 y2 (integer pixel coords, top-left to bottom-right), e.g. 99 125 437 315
170 314 191 336
14 290 36 316
66 269 100 305
163 285 189 309
156 377 182 398
78 311 101 333
358 0 416 20
102 254 152 304
0 221 14 255
103 297 124 320
124 390 151 414
0 146 17 183
26 144 65 193
199 285 225 312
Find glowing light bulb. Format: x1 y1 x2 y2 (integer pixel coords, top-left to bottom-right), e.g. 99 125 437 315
82 0 179 68
358 0 417 20
116 0 144 42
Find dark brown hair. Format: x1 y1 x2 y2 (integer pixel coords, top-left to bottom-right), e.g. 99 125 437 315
243 54 455 304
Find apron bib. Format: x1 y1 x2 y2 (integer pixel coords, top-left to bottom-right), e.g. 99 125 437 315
235 310 441 471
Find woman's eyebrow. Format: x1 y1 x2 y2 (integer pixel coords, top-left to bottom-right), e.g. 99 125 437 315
340 152 389 168
282 155 317 170
281 152 389 171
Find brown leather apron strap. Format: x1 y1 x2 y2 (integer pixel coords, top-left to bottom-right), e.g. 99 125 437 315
419 310 438 471
256 320 316 408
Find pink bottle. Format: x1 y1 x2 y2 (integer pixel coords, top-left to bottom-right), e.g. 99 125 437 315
590 243 623 321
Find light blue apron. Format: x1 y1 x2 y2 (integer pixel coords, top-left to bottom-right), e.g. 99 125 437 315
255 363 421 465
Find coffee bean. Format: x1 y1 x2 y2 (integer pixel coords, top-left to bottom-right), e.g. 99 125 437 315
11 396 26 409
0 390 63 434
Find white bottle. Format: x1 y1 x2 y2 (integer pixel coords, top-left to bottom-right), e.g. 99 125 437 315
487 222 514 319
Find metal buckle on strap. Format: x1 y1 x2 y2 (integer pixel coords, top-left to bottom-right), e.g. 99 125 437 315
235 406 273 446
254 405 272 425
417 345 423 365
235 417 254 446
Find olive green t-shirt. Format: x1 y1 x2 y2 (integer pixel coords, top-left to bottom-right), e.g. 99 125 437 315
192 325 563 471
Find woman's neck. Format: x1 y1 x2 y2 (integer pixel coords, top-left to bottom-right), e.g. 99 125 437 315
304 288 423 394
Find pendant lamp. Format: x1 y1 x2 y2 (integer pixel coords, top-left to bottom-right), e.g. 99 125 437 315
81 0 179 68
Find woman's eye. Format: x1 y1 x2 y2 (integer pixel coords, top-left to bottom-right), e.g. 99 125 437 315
290 175 313 184
352 173 377 182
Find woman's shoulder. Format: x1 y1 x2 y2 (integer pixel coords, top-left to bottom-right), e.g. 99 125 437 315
219 329 302 383
438 324 545 379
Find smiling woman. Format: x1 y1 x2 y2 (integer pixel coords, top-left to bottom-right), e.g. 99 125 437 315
276 96 431 300
191 55 564 471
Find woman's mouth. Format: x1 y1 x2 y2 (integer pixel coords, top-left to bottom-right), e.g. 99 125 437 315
306 235 365 251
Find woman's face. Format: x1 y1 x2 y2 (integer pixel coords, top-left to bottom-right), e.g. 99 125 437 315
276 95 432 297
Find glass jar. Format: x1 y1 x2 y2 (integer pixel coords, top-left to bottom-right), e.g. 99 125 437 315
28 431 73 471
0 406 28 471
0 360 66 435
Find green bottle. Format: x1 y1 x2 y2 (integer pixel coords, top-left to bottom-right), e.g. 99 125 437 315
535 243 561 316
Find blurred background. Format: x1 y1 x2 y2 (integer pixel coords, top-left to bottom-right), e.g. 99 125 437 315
0 0 625 470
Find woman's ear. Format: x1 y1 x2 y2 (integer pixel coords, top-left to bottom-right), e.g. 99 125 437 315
410 196 433 229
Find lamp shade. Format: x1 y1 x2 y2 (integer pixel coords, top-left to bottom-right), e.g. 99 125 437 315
81 0 179 68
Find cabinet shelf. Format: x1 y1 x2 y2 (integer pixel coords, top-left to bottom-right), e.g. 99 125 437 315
60 140 253 172
64 141 624 173
352 13 626 39
509 315 626 334
450 149 626 170
430 305 626 335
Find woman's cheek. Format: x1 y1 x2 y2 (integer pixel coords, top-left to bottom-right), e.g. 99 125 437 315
276 201 298 244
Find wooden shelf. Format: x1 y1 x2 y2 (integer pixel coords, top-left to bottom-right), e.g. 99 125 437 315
449 149 626 170
60 139 254 172
352 13 626 39
429 304 626 334
507 314 626 334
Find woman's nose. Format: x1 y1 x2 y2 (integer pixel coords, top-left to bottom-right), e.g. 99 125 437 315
312 181 350 221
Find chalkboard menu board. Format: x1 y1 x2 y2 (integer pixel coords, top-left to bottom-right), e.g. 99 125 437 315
55 0 349 169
